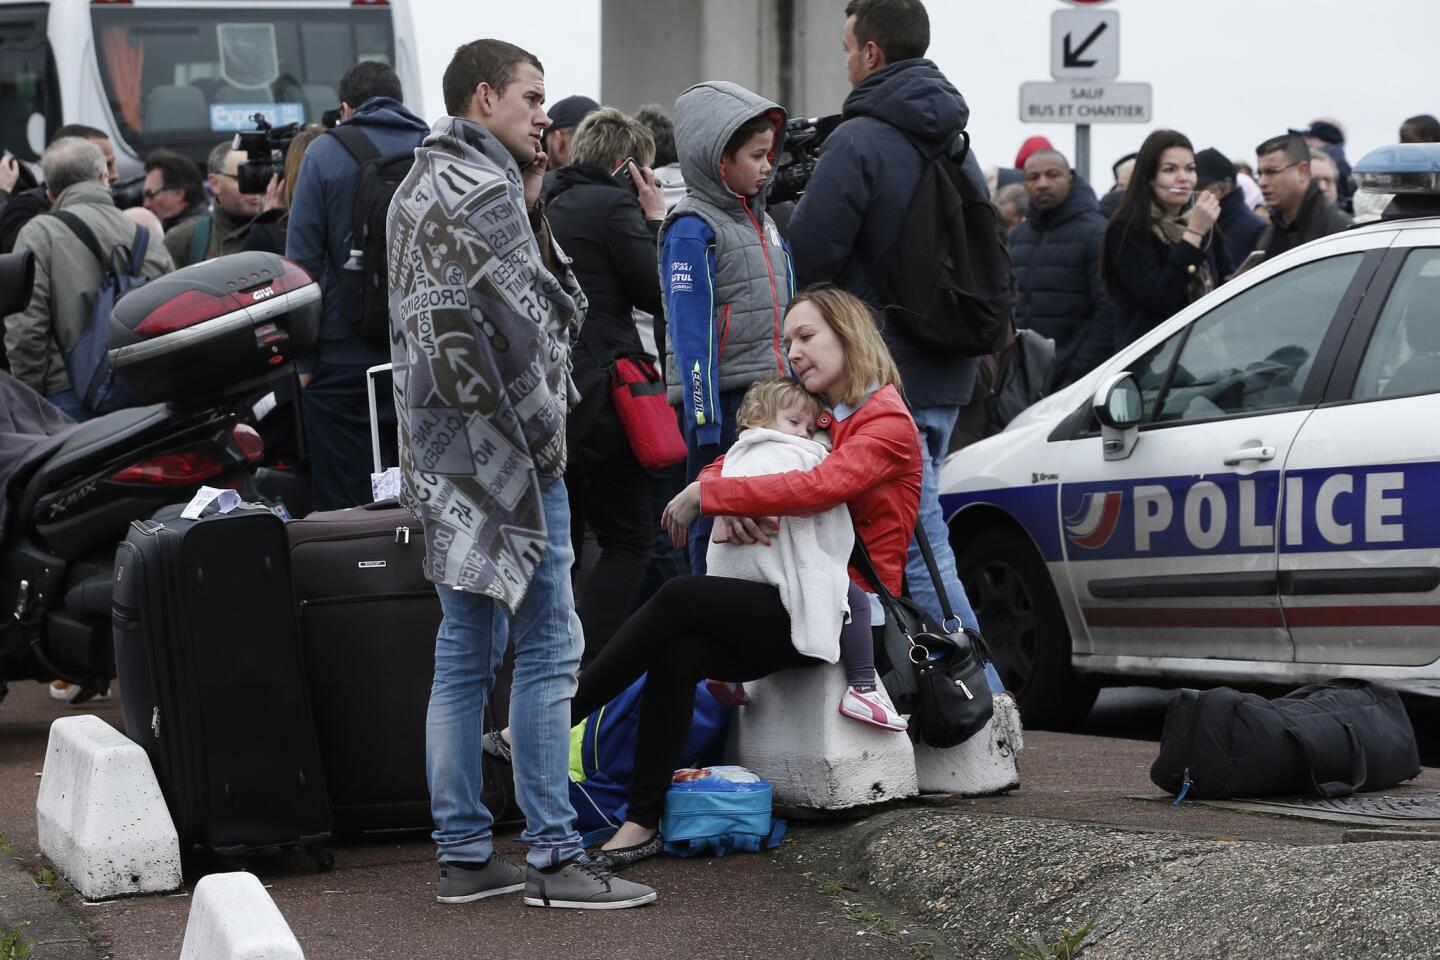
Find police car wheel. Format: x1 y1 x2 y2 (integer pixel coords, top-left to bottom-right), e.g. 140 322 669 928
957 525 1097 729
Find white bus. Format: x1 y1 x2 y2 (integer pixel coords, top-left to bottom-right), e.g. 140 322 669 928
0 0 422 177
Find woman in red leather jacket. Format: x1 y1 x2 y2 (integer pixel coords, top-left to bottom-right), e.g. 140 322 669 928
568 285 922 868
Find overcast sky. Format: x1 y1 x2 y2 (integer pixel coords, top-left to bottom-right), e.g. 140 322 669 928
412 0 1437 183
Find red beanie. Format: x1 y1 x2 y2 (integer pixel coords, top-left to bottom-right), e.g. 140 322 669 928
1015 136 1054 169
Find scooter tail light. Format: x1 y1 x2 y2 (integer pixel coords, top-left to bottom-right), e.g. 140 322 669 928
134 290 235 337
110 452 224 485
231 424 264 464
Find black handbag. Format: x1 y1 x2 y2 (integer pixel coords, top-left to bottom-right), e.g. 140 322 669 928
854 524 994 748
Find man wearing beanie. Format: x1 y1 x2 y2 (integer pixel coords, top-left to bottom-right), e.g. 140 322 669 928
1195 147 1266 273
543 94 600 168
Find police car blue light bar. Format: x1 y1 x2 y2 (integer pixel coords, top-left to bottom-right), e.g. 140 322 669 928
1353 143 1440 194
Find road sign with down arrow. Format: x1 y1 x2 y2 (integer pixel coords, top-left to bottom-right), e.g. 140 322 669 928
1051 9 1119 80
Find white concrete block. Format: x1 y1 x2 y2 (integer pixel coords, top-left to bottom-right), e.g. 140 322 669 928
180 872 304 960
35 715 182 901
728 662 918 810
913 691 1023 796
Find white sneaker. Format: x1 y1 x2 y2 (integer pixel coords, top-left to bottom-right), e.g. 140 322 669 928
839 685 907 732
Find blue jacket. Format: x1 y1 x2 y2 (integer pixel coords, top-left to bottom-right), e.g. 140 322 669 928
1010 179 1116 388
787 58 985 408
286 96 428 369
1216 187 1267 271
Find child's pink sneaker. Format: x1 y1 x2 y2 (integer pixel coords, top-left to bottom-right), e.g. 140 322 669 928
839 685 907 732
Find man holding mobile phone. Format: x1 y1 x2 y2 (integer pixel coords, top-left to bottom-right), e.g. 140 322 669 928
387 39 656 912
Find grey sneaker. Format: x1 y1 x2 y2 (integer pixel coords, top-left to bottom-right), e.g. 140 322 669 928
523 855 658 910
436 854 526 904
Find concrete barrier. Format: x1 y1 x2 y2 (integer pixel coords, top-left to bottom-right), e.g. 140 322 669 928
35 715 182 901
728 662 919 810
179 872 304 960
913 691 1023 796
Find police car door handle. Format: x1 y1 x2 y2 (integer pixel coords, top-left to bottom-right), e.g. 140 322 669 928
1223 444 1276 465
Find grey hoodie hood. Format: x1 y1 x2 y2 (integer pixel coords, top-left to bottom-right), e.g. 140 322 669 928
673 81 787 220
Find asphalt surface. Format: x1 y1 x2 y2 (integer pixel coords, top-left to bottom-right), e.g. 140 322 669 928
1 681 1435 959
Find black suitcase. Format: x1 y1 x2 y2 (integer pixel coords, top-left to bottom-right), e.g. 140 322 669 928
112 503 333 867
286 500 518 835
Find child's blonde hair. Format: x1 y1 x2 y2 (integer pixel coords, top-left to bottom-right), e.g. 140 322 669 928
735 376 823 432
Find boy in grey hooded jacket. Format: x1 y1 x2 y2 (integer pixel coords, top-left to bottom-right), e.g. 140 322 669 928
662 81 796 573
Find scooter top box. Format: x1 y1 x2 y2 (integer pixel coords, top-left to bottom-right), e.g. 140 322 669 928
109 252 321 404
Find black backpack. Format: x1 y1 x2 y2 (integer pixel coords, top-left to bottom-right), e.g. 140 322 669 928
328 125 420 344
867 128 1015 358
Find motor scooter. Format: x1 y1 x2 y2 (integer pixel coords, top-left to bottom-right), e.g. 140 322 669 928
0 250 321 703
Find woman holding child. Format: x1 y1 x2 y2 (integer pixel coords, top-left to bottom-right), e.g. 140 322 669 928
567 284 922 868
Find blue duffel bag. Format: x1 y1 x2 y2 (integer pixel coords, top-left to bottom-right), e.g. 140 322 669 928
660 766 786 858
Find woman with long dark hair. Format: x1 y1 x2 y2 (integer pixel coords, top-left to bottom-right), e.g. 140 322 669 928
1103 130 1227 348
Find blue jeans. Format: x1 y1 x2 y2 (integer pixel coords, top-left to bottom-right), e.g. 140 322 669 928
426 480 585 870
45 389 91 422
681 387 747 575
906 405 980 632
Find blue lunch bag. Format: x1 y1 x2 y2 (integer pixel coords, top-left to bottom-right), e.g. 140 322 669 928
660 766 786 858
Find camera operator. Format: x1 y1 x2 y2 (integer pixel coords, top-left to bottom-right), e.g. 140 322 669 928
241 124 326 255
164 141 262 268
285 60 427 511
786 0 984 634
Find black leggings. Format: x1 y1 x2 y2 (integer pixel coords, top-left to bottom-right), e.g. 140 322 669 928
839 580 876 688
570 575 823 828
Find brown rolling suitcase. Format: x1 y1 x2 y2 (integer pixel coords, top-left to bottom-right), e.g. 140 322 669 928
286 501 517 835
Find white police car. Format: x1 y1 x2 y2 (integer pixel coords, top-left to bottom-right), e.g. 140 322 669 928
942 144 1440 728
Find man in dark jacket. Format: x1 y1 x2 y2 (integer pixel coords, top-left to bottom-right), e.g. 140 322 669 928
286 60 428 511
1257 134 1351 261
1010 149 1114 388
1196 147 1266 273
787 0 981 633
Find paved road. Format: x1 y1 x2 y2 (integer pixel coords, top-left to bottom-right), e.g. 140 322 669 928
2 680 1434 959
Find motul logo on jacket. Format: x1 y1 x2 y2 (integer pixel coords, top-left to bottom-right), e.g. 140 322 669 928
670 260 693 293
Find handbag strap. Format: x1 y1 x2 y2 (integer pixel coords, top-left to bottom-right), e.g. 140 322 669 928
1284 719 1368 799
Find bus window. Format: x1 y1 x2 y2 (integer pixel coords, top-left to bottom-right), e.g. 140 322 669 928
0 4 62 161
90 6 395 162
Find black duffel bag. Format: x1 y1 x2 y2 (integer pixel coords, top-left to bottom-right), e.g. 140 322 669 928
1151 679 1420 801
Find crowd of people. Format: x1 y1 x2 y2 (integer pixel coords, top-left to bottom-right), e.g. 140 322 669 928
3 0 1438 915
990 112 1438 395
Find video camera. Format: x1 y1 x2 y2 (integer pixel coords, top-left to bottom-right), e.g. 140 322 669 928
233 113 301 195
768 113 842 205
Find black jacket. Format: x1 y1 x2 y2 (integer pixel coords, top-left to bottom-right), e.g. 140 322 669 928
787 58 986 408
0 185 48 254
545 163 664 459
1216 188 1267 271
1009 179 1115 387
1261 181 1352 261
1104 216 1220 349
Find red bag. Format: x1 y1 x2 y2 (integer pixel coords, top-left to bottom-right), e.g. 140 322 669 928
610 356 687 470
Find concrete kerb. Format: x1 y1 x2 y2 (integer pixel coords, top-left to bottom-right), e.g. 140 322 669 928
178 872 304 960
35 715 183 901
780 808 1440 960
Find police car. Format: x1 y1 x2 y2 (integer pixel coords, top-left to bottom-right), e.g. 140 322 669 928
942 144 1440 728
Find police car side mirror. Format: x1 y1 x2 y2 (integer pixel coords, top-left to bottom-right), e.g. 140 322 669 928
1094 373 1142 461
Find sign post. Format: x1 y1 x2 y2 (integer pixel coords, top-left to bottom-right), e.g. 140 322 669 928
1022 0 1146 185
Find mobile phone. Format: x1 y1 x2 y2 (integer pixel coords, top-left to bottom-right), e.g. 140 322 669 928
611 156 639 194
1235 250 1266 275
